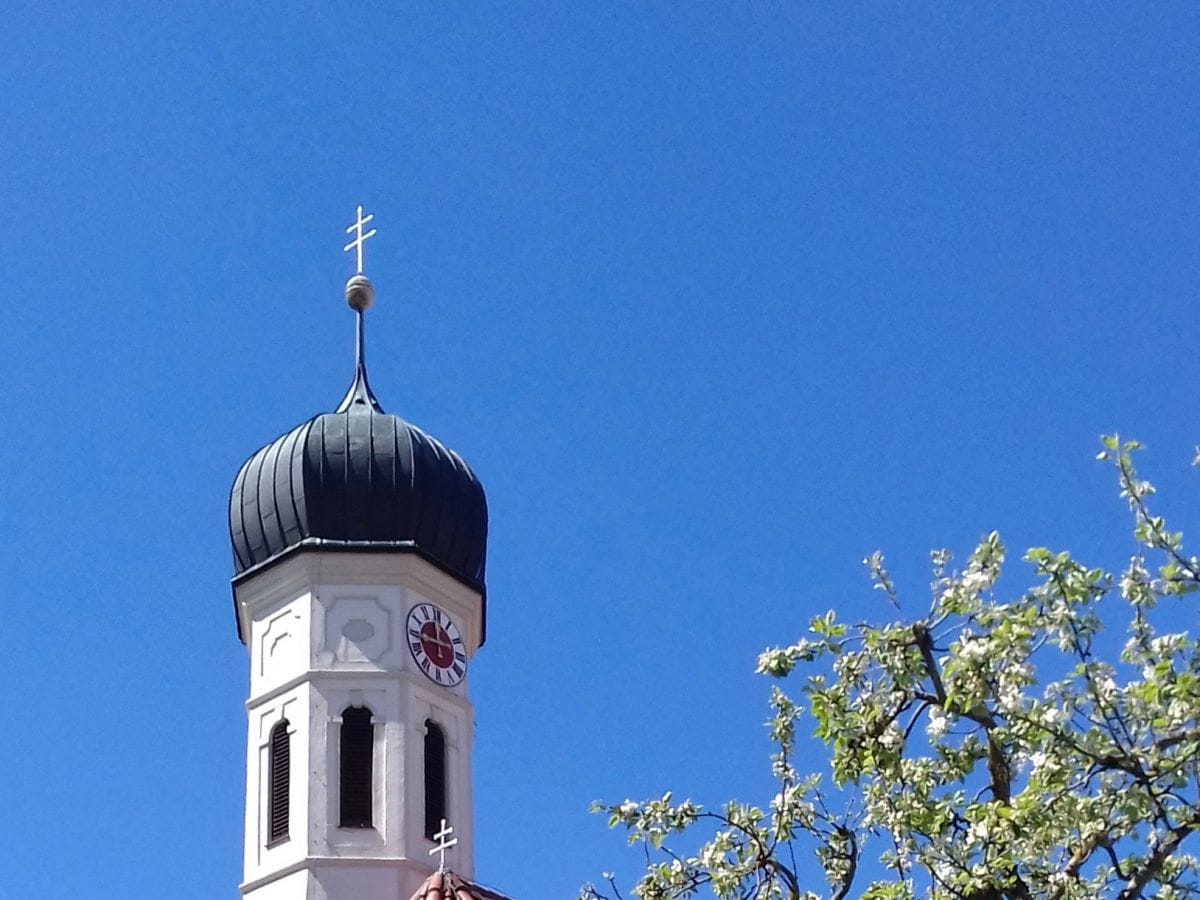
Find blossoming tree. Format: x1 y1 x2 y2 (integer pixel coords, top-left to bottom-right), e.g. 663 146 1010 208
584 439 1199 899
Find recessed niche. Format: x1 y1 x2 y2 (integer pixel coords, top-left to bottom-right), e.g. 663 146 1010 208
324 597 390 663
341 618 375 643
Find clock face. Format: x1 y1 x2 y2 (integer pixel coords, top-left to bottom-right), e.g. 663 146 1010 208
406 603 467 686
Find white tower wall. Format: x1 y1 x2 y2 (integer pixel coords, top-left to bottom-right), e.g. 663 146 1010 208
237 551 483 899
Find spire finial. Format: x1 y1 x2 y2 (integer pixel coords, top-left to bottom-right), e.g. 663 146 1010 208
343 205 377 313
428 819 458 872
336 206 383 413
343 204 376 276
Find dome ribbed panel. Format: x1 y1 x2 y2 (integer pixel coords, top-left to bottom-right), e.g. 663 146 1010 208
229 407 487 593
257 434 286 554
278 422 309 545
240 447 270 566
410 427 447 562
367 413 398 538
229 422 314 574
229 455 255 572
424 436 454 565
344 407 373 539
392 417 418 539
448 448 484 580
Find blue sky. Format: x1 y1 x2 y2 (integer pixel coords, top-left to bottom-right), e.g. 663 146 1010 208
1 4 1198 898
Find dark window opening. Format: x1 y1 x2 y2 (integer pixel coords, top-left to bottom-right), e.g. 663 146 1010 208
340 706 374 828
268 720 290 845
424 720 446 839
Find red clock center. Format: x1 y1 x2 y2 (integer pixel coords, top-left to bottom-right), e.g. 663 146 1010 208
418 622 455 669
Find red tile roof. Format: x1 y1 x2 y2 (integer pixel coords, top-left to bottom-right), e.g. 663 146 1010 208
408 870 513 900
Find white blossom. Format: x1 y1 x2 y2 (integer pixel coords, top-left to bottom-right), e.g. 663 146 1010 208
926 707 949 740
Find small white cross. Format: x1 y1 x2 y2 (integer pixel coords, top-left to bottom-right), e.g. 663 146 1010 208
428 818 458 871
343 204 377 274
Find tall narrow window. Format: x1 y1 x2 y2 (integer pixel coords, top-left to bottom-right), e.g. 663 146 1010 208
267 720 290 845
424 720 446 839
340 706 374 828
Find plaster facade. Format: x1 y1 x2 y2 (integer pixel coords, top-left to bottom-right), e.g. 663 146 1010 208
238 550 482 899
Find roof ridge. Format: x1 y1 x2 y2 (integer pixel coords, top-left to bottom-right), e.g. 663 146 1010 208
408 869 516 900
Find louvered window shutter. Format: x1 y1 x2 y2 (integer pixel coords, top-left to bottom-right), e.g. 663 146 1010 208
339 706 374 828
267 721 290 844
424 720 446 839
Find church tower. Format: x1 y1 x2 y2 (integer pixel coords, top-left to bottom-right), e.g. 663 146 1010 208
227 209 490 900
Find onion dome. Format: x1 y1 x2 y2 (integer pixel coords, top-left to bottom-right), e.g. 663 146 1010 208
408 870 512 900
228 272 488 638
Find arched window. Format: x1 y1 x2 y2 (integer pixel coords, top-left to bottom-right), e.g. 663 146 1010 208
267 720 290 845
424 720 446 839
340 706 374 828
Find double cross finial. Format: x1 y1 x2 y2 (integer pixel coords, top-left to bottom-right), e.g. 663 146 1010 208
428 818 458 872
343 204 377 275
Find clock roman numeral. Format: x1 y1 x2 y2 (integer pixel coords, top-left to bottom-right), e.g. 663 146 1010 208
406 603 467 686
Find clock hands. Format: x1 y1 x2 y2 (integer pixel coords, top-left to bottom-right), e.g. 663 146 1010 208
420 624 452 650
409 623 452 648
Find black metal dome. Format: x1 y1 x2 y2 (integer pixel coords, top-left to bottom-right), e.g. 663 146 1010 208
228 297 488 626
